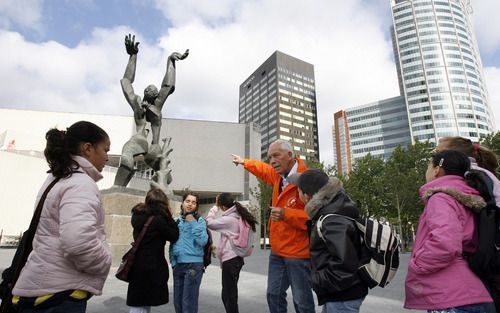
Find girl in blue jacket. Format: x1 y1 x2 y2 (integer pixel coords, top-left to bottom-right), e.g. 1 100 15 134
170 192 208 313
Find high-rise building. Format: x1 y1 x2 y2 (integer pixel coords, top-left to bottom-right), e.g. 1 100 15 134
332 96 411 173
332 111 352 175
391 0 494 144
239 51 319 161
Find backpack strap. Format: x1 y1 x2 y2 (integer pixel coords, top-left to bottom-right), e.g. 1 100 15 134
316 213 356 242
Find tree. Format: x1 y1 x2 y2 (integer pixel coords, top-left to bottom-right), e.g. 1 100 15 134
249 179 272 248
343 154 386 217
480 131 500 177
380 141 432 251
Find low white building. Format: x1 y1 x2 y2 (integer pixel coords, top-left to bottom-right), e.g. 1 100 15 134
0 108 261 237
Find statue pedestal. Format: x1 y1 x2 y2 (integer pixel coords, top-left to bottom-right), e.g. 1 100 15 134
101 187 182 267
102 187 145 267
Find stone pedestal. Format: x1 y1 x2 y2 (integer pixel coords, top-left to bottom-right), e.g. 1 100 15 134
101 187 145 267
101 187 182 267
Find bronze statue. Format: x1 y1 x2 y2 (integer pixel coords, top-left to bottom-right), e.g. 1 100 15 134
114 34 188 190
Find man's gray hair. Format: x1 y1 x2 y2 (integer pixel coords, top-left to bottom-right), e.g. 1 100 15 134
271 139 294 156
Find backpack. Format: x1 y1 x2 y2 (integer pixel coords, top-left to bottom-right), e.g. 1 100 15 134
203 228 213 268
316 214 400 288
465 173 500 311
230 217 256 257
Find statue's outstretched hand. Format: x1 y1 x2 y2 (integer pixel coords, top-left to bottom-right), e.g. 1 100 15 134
170 49 189 61
125 34 140 55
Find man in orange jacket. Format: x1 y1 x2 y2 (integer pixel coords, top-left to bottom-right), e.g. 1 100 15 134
232 139 315 313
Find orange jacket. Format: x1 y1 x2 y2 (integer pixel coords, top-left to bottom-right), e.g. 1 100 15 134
244 158 310 259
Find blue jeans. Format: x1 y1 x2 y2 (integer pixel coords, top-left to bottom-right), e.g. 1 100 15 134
17 299 87 313
173 263 204 313
266 252 315 313
427 303 489 313
322 298 364 313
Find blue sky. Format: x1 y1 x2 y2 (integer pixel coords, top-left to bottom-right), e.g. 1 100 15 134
1 0 500 164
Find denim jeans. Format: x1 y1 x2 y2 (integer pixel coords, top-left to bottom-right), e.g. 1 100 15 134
322 298 364 313
173 262 204 313
427 303 489 313
17 299 87 313
266 252 315 313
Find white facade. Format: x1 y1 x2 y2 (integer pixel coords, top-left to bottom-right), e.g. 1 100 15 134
0 108 261 236
391 0 494 143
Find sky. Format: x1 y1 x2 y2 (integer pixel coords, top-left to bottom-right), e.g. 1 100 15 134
1 0 500 165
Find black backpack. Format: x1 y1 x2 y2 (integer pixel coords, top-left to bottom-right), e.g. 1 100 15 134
203 229 213 268
466 174 500 311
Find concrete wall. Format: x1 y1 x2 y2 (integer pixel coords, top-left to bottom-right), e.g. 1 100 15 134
0 108 261 237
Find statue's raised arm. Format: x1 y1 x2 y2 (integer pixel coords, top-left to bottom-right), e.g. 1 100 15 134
155 49 189 109
120 34 144 131
147 49 189 144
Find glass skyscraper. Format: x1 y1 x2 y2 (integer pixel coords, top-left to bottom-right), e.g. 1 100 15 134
391 0 494 143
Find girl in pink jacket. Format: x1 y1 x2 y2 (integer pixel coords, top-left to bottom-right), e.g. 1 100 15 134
405 150 493 312
12 121 112 313
206 193 258 313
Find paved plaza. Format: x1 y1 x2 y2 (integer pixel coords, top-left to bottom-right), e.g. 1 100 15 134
0 247 419 313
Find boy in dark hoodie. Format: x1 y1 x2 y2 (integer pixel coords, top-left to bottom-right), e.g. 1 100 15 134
287 169 368 313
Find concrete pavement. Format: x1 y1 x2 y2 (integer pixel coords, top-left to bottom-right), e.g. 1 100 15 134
0 247 418 313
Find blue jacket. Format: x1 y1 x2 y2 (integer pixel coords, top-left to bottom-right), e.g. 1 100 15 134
169 216 208 267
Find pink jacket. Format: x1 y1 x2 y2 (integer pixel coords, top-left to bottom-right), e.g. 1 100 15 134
13 156 112 297
206 205 239 264
404 175 492 310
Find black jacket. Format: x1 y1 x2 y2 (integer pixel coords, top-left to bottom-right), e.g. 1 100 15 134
305 178 368 305
126 209 179 306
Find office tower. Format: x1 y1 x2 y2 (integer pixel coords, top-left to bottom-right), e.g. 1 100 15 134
239 51 319 161
332 111 352 175
391 0 494 143
343 96 411 165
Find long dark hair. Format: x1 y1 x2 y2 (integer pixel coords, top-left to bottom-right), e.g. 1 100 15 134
431 150 490 201
217 193 258 231
132 188 174 220
44 121 109 178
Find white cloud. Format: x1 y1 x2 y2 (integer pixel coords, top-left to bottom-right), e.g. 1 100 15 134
485 66 500 128
152 0 242 26
0 0 43 31
1 0 499 166
472 0 500 55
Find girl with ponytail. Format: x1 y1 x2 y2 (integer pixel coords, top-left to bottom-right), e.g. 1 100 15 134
405 150 493 312
206 193 258 313
12 121 112 313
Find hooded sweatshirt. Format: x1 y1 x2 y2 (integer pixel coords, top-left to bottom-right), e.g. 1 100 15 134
404 175 492 310
206 205 240 264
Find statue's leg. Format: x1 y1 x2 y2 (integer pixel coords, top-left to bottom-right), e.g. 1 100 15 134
113 140 147 187
150 122 161 145
113 158 135 187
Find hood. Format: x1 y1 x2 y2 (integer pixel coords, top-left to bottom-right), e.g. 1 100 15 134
305 177 343 218
222 205 238 217
73 155 103 182
420 175 486 214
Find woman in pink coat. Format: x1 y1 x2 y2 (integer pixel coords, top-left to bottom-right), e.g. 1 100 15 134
405 150 493 312
12 121 112 313
206 193 258 313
